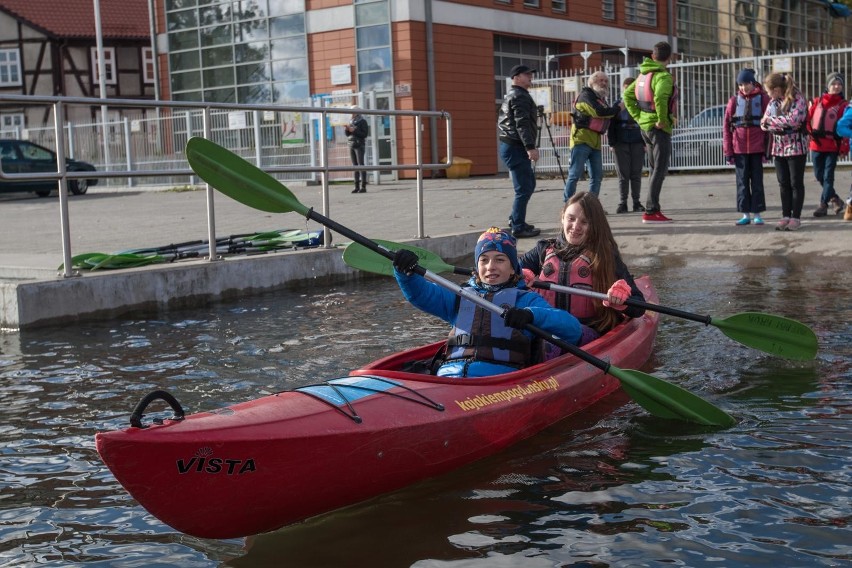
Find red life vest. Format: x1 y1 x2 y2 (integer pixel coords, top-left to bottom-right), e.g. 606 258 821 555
533 248 596 320
573 95 612 133
635 71 678 117
733 93 763 128
810 99 845 136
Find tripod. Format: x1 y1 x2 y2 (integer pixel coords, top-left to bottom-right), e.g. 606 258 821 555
535 105 566 184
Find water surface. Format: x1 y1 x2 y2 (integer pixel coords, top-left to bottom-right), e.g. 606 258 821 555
1 254 849 567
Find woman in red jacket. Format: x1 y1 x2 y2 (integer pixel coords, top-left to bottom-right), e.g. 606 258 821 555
807 72 848 217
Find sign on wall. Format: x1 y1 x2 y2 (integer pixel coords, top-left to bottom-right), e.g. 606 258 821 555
331 64 352 86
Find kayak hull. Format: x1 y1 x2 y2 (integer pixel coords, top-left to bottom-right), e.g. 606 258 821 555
96 277 658 539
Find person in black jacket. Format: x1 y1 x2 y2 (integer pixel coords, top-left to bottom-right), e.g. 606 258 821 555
608 77 646 214
497 65 541 239
344 108 370 193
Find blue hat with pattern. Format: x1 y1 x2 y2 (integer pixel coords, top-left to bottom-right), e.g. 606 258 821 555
474 227 520 273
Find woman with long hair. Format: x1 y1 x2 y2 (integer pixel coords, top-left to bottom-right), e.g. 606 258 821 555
520 192 645 354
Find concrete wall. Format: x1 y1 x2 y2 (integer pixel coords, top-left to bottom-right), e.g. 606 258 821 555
1 233 479 330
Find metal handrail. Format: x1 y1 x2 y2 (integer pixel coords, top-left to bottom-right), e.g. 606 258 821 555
0 94 453 277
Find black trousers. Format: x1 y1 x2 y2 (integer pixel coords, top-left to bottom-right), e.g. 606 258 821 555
350 145 366 187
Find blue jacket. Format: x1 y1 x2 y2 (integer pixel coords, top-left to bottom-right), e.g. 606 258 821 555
394 271 582 377
836 105 852 139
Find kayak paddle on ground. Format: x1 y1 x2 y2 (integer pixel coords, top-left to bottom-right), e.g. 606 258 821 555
343 239 817 362
184 136 735 427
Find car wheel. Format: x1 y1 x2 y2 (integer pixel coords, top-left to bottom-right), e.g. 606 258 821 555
35 190 51 197
70 178 89 195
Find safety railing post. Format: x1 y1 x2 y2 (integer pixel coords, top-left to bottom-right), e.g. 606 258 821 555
54 101 76 278
415 115 425 239
201 107 219 262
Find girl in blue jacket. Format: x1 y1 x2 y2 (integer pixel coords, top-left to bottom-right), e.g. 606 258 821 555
392 227 582 378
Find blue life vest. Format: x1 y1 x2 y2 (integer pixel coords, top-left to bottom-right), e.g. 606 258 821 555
446 287 531 368
733 93 763 128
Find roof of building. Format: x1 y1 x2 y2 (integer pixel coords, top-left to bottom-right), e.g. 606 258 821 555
0 0 150 40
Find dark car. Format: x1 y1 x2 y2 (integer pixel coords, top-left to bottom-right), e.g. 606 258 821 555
0 139 98 197
670 105 726 168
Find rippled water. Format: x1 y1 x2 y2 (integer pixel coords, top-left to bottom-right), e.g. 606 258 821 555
1 255 850 567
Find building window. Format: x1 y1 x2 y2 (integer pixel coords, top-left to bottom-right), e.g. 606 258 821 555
0 48 22 86
0 113 24 133
91 47 117 85
602 0 615 20
493 35 559 102
142 47 155 84
626 0 657 26
165 0 308 104
523 0 540 7
355 0 392 92
552 0 566 13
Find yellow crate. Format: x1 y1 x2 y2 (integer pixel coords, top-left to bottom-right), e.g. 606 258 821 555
444 157 473 179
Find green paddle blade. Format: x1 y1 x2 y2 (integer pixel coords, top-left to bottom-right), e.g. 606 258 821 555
343 240 459 277
61 252 164 271
185 137 307 216
612 367 736 427
711 312 817 361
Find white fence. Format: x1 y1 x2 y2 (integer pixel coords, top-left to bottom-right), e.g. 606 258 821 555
531 43 852 177
0 92 386 188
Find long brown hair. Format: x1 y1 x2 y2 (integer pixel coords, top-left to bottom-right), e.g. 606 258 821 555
763 72 801 112
562 192 623 333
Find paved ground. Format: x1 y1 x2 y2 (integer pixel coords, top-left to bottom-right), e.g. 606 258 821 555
1 168 850 280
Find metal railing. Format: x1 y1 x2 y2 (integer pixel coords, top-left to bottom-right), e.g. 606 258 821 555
530 43 852 176
0 94 453 278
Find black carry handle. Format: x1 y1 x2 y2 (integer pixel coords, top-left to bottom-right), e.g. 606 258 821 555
129 389 186 429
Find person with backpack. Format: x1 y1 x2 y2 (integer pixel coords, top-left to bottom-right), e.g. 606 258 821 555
807 72 848 217
622 41 677 224
344 107 370 193
723 68 771 225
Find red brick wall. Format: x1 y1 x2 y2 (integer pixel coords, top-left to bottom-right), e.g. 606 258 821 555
308 29 356 94
431 24 497 175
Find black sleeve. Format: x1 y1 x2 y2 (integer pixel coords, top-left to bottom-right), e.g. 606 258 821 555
518 240 548 274
354 119 369 140
607 115 619 147
614 252 645 319
512 92 539 149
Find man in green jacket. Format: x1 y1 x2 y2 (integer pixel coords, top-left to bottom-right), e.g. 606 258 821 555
562 71 622 202
623 41 676 223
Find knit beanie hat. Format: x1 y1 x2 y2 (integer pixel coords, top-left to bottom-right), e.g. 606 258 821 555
474 227 520 274
737 68 756 85
827 72 844 90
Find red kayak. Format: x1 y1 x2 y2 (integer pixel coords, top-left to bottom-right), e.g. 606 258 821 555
96 276 658 539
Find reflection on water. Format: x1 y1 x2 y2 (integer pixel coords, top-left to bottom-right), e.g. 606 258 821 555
0 256 850 567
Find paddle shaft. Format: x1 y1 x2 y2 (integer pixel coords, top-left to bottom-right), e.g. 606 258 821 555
532 281 712 325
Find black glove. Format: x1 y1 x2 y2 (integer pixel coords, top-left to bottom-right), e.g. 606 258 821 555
392 249 419 275
503 307 534 329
